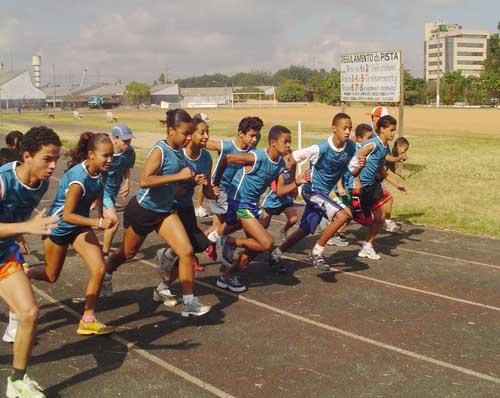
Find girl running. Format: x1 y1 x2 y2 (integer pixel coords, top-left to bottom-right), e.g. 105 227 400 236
26 132 116 336
103 109 211 317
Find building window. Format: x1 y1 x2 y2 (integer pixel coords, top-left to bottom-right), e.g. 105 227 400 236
456 34 488 39
457 51 484 57
457 60 483 65
428 61 443 66
428 43 443 49
428 52 442 58
457 42 484 48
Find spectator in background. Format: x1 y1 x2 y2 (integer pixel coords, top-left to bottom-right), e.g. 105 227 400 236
0 131 24 165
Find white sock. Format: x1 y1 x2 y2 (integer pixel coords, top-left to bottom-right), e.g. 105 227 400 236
157 281 170 292
312 243 325 256
385 218 392 225
207 230 221 243
363 242 373 249
272 248 283 257
183 294 194 304
104 272 113 279
9 312 18 322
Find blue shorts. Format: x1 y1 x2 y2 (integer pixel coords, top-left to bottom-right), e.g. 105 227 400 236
226 200 261 225
103 191 116 210
299 191 346 235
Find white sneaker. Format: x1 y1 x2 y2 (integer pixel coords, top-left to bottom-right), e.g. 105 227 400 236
384 220 401 233
327 234 349 247
181 297 211 317
7 375 46 398
358 244 381 260
2 312 18 343
195 206 208 218
99 273 113 298
153 283 178 307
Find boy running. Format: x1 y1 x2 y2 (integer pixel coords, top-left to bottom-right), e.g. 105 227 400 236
0 126 61 398
270 113 363 271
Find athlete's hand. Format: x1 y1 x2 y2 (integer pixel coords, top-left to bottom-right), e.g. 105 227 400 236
118 181 130 199
357 156 366 168
177 167 195 181
25 209 59 236
100 217 116 229
338 188 346 197
296 169 311 185
398 153 408 162
209 185 220 199
193 174 207 186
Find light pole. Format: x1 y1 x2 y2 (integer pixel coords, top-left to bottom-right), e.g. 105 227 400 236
436 30 441 107
0 88 3 127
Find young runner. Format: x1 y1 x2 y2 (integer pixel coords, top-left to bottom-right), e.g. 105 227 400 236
0 126 61 398
350 115 398 260
154 113 220 306
214 125 309 292
203 117 263 261
270 113 362 271
101 124 136 259
22 132 116 336
103 109 211 317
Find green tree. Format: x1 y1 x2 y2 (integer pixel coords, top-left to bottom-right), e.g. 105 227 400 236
273 66 319 85
276 80 307 102
481 22 500 99
158 73 166 84
310 71 341 105
404 70 426 105
440 71 467 105
125 82 151 105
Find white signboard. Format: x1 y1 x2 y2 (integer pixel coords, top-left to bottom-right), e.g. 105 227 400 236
340 50 401 102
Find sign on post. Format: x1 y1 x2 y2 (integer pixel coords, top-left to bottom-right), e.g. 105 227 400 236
340 50 401 103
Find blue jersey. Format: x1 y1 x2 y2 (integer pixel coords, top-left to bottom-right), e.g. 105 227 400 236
50 162 104 237
211 140 251 192
177 148 212 209
302 138 357 196
229 148 285 205
262 169 294 209
0 162 49 262
338 141 361 191
103 146 135 200
136 141 186 213
359 136 390 187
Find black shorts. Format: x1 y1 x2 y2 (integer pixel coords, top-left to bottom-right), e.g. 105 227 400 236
177 206 210 253
360 183 384 217
45 227 92 246
124 197 173 237
263 203 293 216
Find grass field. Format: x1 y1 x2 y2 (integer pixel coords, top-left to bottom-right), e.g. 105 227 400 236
1 103 499 237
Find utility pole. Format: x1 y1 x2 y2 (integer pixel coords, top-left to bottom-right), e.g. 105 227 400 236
53 64 56 108
436 31 441 107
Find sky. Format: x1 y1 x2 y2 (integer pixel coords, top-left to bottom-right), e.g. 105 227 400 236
0 0 498 85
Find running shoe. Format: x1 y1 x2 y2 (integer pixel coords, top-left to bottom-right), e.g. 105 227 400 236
307 253 330 271
384 220 401 233
204 242 218 261
2 312 18 343
358 244 381 260
216 274 247 293
99 273 113 298
76 319 114 335
327 234 349 247
220 236 235 268
153 284 178 307
193 256 205 272
181 297 211 317
268 252 287 274
7 375 46 398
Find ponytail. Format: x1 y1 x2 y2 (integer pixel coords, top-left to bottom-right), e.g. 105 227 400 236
67 132 110 170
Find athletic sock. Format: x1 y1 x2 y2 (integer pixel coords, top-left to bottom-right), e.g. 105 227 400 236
165 248 176 259
157 281 169 291
272 248 283 257
82 314 96 323
183 294 194 304
11 368 26 382
207 230 221 243
312 243 325 256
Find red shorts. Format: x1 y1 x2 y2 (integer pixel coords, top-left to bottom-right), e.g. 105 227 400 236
352 189 392 226
0 257 22 281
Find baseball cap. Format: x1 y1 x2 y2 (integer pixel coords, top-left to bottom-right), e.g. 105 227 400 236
111 124 135 140
371 106 389 118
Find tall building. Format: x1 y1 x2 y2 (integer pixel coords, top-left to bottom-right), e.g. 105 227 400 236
424 21 489 82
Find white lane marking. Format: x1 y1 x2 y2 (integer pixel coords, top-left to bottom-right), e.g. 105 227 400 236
31 285 236 398
133 256 500 385
280 254 500 312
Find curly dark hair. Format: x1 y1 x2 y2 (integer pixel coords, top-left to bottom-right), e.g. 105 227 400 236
5 130 23 149
238 116 264 134
67 131 110 170
20 126 62 156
